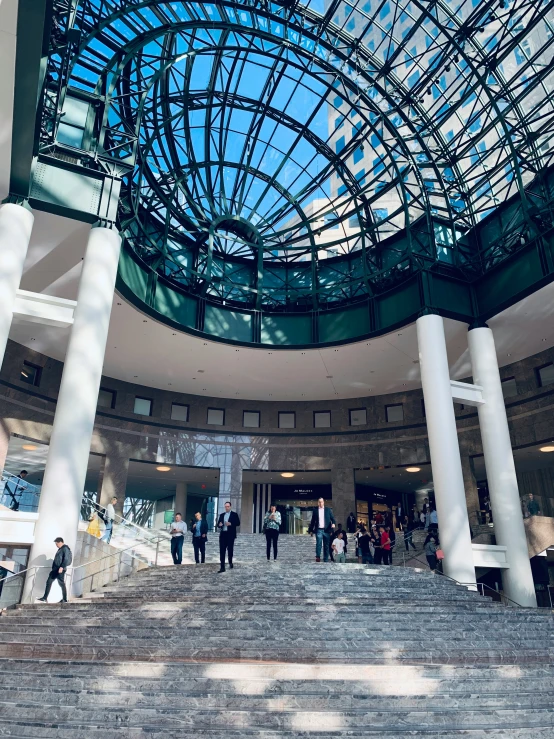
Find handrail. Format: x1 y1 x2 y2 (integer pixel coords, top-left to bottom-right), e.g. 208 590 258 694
0 536 166 607
393 547 552 612
92 500 170 543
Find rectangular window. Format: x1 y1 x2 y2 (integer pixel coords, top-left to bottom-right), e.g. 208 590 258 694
335 135 346 154
171 403 189 421
501 377 518 399
278 412 296 429
20 361 41 387
536 363 554 387
353 146 364 164
134 397 152 416
314 411 331 428
324 212 339 229
243 410 260 428
386 404 404 422
207 408 225 426
98 387 116 409
349 408 367 426
334 116 344 130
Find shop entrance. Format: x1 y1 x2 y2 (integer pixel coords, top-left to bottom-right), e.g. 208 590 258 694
243 470 332 534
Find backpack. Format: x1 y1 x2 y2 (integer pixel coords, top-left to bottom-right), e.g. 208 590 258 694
63 546 73 567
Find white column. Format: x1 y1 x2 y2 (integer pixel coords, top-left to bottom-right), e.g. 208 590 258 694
0 202 34 365
416 314 476 587
174 482 187 519
24 226 121 601
468 327 536 607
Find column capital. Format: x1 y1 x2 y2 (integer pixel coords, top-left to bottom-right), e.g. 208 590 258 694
1 195 32 211
92 219 119 232
468 319 489 331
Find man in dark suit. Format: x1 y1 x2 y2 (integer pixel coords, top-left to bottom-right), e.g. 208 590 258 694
308 497 336 562
217 501 240 572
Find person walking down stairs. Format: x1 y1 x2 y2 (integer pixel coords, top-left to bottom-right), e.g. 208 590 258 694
403 515 417 551
308 497 336 562
101 497 117 543
37 537 72 603
332 531 346 563
263 505 281 561
424 533 439 572
169 513 187 565
217 501 240 573
191 512 208 564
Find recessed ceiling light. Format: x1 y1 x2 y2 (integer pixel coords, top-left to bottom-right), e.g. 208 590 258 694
157 466 171 472
406 467 421 472
22 444 37 451
281 472 295 478
540 445 554 453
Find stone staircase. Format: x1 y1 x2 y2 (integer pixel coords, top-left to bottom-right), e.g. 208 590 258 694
0 548 553 737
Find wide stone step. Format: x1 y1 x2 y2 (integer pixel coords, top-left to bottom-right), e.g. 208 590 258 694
0 701 553 731
3 685 554 710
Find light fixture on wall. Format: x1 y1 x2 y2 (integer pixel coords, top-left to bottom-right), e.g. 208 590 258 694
156 466 171 472
539 445 554 453
22 444 38 451
281 472 295 478
405 467 421 472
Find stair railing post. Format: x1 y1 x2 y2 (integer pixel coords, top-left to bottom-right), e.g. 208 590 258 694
155 538 160 566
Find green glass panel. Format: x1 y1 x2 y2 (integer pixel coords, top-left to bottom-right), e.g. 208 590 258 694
118 248 148 302
376 279 420 329
261 314 312 345
319 304 370 343
204 305 253 342
155 282 197 328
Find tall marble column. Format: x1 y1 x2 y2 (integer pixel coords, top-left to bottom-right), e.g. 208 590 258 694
98 445 130 518
468 326 536 607
416 314 476 587
23 225 122 602
0 202 34 369
174 481 187 519
331 467 356 530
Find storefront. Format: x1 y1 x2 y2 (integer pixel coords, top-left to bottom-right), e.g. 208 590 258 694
271 484 332 535
355 484 414 530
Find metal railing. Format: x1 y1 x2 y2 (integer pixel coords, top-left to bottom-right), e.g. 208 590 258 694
0 537 166 610
0 473 41 512
392 546 554 612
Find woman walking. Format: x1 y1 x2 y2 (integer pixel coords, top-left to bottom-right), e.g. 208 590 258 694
263 505 281 561
424 533 438 572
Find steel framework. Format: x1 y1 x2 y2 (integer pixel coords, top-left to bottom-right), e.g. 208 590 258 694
26 0 554 315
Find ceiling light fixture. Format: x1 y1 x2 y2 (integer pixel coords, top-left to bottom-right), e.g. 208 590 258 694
405 467 421 472
156 466 171 472
281 472 295 478
539 445 554 453
22 444 38 451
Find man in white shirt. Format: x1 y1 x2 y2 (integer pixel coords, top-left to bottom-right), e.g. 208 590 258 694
169 513 187 565
332 532 346 563
101 497 117 543
308 498 336 562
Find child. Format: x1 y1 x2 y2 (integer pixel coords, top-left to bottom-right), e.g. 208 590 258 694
332 531 346 563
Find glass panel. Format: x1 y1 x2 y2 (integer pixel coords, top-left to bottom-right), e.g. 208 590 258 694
278 412 295 429
98 388 115 408
538 365 554 387
349 408 367 426
314 411 331 428
386 404 404 422
20 363 39 386
207 408 225 425
243 411 260 428
171 404 189 422
134 397 152 415
501 378 518 399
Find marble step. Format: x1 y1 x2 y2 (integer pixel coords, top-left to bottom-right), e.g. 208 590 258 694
1 724 553 739
0 642 550 665
0 701 553 731
3 684 554 710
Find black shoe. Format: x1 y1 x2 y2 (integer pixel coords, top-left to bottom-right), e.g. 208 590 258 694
37 597 47 602
59 599 68 603
217 568 225 573
229 563 233 569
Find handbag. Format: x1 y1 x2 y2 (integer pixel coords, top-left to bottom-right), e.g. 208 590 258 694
436 548 445 560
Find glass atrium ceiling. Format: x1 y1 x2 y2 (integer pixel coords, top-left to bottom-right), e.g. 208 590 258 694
45 0 554 310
